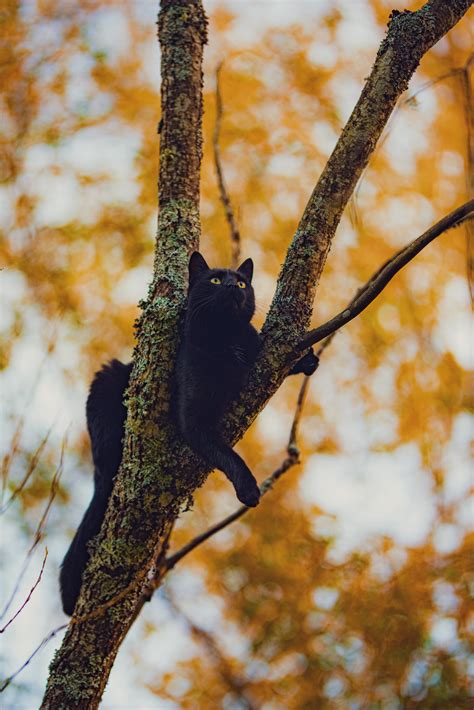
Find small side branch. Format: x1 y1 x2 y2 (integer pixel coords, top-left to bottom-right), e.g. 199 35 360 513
0 548 48 635
0 620 68 693
0 426 53 515
297 199 474 352
213 62 241 268
166 375 310 570
1 436 65 622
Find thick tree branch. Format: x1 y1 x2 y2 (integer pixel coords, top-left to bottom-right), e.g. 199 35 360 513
297 200 474 351
42 2 208 707
231 0 472 430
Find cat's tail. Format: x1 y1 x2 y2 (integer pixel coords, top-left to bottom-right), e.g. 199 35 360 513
59 486 108 616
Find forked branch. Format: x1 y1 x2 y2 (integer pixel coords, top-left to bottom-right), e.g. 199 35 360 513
297 199 474 352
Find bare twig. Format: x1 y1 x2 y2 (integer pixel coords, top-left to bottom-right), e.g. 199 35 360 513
1 346 53 499
166 374 310 570
0 425 53 515
0 621 68 693
0 549 48 634
0 434 66 621
28 434 66 552
213 61 242 268
0 554 33 622
297 199 474 352
1 416 24 499
1 565 155 693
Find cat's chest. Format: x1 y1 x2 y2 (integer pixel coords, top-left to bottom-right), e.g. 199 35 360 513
183 340 249 391
195 345 249 377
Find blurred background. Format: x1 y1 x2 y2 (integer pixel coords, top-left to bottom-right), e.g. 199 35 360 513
0 0 472 707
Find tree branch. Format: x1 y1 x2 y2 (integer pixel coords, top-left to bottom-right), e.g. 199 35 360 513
0 425 52 515
1 436 65 623
297 199 474 351
0 548 48 634
1 622 68 694
41 2 208 707
233 0 473 427
213 61 242 268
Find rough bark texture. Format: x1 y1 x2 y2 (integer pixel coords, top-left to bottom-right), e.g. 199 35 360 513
222 0 472 443
41 0 472 707
41 1 208 707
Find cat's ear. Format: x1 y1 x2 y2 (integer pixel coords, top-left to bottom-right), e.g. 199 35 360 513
237 258 253 283
189 251 210 285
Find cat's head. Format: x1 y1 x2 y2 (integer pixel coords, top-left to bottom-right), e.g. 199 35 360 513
187 251 255 323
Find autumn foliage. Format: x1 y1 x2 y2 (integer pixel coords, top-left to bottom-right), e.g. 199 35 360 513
0 0 472 707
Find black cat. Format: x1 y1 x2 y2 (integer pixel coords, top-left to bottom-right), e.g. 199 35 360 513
59 252 318 615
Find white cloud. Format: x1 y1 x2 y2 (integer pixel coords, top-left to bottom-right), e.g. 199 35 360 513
434 277 474 369
301 444 436 560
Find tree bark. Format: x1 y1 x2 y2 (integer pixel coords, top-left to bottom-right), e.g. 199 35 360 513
41 1 208 707
41 0 472 707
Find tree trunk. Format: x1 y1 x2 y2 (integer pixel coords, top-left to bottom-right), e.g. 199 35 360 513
41 0 472 707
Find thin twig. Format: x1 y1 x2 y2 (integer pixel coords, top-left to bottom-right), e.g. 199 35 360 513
0 434 66 621
166 374 310 570
1 345 54 499
0 549 48 634
213 61 242 268
403 67 464 106
0 425 53 515
1 416 24 499
297 199 474 352
28 434 66 552
0 622 68 693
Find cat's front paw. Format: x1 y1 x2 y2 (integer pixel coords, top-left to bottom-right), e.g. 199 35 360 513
292 349 319 376
234 476 261 507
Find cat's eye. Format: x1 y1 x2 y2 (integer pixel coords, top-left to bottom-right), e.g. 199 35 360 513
237 281 246 289
210 277 221 285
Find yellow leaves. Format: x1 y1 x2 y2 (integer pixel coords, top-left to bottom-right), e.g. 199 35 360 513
436 352 465 410
15 193 36 228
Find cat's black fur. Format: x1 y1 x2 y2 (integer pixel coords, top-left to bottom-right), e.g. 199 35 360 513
59 252 318 615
